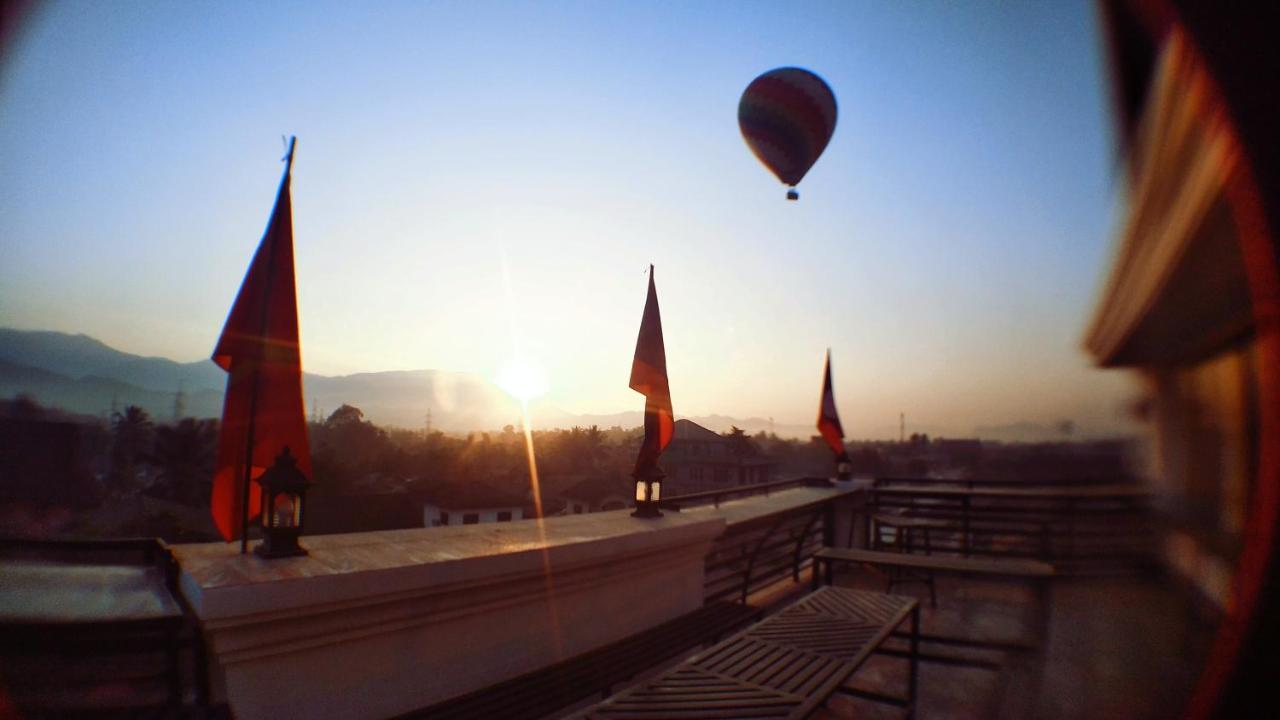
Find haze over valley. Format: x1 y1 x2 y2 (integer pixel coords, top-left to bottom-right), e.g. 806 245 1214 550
0 328 1121 442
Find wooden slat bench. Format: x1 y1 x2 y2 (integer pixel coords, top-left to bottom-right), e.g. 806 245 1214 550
813 547 1054 668
402 600 763 720
579 587 920 720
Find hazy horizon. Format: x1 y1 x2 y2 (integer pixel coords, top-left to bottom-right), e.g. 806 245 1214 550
1 2 1136 439
0 326 1129 442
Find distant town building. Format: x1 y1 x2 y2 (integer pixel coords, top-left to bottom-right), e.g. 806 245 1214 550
930 438 983 475
423 481 525 527
659 420 774 496
0 416 99 508
558 475 632 514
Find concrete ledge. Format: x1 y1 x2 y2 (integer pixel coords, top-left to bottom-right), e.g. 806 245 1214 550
173 512 725 720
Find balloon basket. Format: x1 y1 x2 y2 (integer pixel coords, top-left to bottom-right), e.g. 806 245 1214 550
786 188 799 201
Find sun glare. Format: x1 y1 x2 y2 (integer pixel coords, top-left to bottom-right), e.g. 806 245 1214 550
497 358 549 402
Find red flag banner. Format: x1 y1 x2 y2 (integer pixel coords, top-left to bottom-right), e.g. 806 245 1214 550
210 143 312 543
817 349 846 459
630 265 674 473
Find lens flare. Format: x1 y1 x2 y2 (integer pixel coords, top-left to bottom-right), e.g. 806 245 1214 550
497 358 548 402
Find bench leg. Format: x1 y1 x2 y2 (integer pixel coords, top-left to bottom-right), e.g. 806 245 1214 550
908 604 920 720
1036 577 1053 653
884 527 902 593
1025 577 1053 710
924 529 937 608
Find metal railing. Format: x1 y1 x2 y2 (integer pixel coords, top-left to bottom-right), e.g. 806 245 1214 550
668 478 849 605
662 476 833 510
874 476 1134 489
867 484 1155 572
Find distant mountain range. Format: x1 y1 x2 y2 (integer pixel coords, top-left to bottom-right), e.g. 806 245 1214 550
0 329 814 436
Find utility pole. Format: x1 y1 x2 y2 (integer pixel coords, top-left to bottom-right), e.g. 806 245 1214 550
424 407 433 436
173 380 186 421
900 412 905 443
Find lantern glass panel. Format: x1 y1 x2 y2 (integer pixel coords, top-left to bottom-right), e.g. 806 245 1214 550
635 481 646 502
273 493 299 528
651 481 661 501
260 486 273 528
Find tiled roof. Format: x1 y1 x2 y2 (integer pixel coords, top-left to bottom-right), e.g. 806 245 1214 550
421 481 526 510
672 419 726 442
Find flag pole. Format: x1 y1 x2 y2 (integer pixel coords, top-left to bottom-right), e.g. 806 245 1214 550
240 384 259 554
239 136 297 554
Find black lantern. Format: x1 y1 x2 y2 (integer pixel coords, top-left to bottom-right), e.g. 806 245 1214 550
632 464 664 518
255 446 310 558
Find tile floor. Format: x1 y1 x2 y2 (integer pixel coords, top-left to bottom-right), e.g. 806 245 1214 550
813 569 1216 719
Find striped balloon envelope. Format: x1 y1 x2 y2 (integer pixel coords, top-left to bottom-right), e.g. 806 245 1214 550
738 67 838 200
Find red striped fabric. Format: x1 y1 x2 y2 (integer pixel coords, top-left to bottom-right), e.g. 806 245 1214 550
817 350 846 458
210 159 312 543
630 266 674 473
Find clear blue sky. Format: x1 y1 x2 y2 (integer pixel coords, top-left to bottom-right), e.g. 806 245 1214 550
0 1 1134 437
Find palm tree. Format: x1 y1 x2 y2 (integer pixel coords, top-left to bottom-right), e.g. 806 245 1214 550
150 418 218 506
584 425 606 470
108 405 153 496
724 426 755 457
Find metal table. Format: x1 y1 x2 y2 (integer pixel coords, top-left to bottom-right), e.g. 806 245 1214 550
0 550 192 713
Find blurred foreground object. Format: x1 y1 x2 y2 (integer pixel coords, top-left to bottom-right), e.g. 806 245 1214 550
738 67 837 201
0 537 214 715
1090 2 1280 716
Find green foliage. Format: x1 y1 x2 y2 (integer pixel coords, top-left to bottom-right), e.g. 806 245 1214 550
148 418 218 505
108 405 153 495
722 426 756 457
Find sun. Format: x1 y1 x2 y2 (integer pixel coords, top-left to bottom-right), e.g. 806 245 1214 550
497 358 549 402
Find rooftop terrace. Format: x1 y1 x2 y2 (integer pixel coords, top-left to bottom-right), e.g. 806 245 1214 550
1 479 1217 719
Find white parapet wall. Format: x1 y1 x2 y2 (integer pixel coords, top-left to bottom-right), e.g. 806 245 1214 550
172 512 726 720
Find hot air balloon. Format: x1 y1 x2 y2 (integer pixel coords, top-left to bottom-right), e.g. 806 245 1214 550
738 67 837 200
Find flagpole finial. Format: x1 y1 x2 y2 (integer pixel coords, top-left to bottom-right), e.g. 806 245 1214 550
283 136 297 171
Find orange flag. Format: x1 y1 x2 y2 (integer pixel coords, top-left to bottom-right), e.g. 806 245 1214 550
817 349 847 460
630 265 674 474
210 139 312 544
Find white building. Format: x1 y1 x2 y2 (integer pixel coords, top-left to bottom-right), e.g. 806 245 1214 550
422 481 525 527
